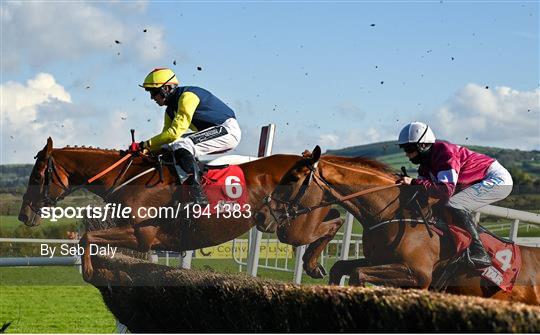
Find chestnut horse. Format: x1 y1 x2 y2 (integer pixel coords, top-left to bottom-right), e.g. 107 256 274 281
256 145 540 305
18 138 335 280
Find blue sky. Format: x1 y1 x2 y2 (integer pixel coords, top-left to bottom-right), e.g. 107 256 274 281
1 1 539 164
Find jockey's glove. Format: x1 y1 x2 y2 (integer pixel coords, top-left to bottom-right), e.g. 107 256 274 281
128 141 147 153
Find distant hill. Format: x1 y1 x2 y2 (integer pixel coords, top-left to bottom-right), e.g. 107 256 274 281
0 164 33 191
326 140 540 176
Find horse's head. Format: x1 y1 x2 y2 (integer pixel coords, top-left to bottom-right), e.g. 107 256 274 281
18 138 70 226
256 145 328 232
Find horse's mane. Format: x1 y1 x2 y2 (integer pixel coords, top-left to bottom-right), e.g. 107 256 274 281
321 155 396 176
58 145 119 154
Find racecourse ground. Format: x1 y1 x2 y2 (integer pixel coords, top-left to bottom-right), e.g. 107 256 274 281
1 214 538 333
0 258 334 333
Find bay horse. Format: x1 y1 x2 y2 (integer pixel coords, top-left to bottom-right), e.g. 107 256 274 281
18 138 335 281
256 145 540 305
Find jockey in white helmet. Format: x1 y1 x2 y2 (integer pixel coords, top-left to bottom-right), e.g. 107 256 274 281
397 122 513 269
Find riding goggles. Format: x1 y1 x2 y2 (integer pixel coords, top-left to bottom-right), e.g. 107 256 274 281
400 144 417 154
147 88 161 97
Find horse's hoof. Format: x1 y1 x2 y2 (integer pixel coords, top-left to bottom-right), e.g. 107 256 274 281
318 264 328 277
306 263 327 279
348 270 366 286
328 262 345 284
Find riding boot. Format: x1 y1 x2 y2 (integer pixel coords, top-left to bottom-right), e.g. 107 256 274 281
174 148 209 206
450 207 491 269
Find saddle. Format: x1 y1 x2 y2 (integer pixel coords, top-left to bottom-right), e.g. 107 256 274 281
151 152 250 214
155 152 258 185
153 152 218 184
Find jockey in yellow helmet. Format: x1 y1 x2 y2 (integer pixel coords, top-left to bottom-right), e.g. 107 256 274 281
132 68 241 205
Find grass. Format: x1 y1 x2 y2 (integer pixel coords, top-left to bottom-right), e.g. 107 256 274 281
0 211 538 333
0 266 87 286
0 257 332 333
0 215 81 235
480 222 540 238
0 285 116 333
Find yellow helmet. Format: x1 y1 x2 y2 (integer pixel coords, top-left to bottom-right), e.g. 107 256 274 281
140 68 179 88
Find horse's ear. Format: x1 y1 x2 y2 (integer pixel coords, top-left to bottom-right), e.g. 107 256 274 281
46 137 53 156
312 145 321 164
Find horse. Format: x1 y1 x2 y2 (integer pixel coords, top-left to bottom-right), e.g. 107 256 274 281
256 145 540 305
18 138 335 281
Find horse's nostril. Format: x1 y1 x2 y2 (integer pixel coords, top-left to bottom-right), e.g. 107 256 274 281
18 213 28 223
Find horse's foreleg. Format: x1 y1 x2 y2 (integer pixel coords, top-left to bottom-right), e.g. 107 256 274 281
349 263 432 289
329 258 371 285
80 226 155 281
80 234 93 282
303 215 344 279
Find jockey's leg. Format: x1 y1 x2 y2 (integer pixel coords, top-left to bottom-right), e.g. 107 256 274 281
174 148 208 206
168 119 241 206
445 161 513 269
449 207 491 269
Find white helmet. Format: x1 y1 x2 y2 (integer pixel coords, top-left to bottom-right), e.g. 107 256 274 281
398 122 436 145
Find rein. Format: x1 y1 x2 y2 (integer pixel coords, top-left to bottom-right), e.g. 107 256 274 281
88 153 132 183
264 158 399 221
265 157 435 238
35 153 134 211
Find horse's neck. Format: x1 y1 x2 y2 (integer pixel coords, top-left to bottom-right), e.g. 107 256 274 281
241 154 300 204
321 160 401 225
54 149 127 191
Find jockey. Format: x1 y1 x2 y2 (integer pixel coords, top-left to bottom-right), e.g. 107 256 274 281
132 68 241 205
397 122 513 269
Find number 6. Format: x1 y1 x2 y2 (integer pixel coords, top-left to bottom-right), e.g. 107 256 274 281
225 176 243 199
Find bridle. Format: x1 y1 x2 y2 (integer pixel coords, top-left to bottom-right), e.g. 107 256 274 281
262 158 320 224
262 158 398 225
42 156 72 207
26 153 134 215
25 156 71 215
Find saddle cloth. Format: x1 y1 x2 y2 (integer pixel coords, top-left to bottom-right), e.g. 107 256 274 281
202 165 248 214
448 224 522 291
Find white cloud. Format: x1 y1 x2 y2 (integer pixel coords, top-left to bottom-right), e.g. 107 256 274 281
1 2 166 72
1 73 71 128
429 83 540 150
0 73 145 164
1 73 73 163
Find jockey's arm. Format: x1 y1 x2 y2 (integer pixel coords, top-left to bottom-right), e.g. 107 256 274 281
411 152 459 201
145 92 201 152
